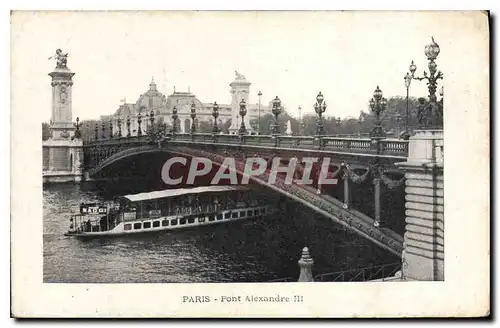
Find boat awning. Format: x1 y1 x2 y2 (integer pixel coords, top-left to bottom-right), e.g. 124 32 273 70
121 185 249 203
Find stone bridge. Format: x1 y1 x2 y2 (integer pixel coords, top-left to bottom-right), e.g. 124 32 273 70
82 133 409 257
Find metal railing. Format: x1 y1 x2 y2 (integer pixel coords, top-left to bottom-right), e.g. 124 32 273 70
267 262 401 283
314 262 401 282
84 132 409 156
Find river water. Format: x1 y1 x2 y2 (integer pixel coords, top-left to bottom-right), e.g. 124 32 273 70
43 181 398 283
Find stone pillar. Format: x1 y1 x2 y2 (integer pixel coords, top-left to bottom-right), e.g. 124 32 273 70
49 65 75 139
42 51 83 183
229 71 253 135
396 130 444 281
42 138 83 183
297 247 315 282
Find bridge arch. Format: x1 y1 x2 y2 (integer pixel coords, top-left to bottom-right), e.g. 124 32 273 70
88 145 403 257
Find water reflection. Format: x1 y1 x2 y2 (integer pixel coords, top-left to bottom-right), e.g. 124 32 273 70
43 181 397 283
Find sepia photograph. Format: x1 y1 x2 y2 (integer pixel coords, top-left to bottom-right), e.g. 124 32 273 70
10 10 489 317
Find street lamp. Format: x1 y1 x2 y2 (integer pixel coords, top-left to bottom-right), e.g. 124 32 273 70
190 102 196 134
402 60 417 140
109 120 113 139
257 91 262 135
239 98 247 135
212 102 220 133
271 96 282 135
150 109 155 127
117 117 122 138
137 112 142 136
369 86 388 228
298 105 302 136
101 121 106 139
171 106 178 134
314 92 327 136
126 115 131 137
412 37 444 128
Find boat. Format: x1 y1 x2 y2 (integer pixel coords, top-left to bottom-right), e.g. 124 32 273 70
64 185 276 238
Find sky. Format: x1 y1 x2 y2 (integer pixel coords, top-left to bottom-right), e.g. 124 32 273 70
11 11 486 122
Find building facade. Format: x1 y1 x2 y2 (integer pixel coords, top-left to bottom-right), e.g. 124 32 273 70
110 72 271 136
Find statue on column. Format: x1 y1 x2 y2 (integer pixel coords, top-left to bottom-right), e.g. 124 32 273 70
235 70 246 80
49 49 69 69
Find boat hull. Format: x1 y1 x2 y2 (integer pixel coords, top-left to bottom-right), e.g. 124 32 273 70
65 205 273 238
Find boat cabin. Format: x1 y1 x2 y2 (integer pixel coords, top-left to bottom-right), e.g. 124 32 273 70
69 185 270 235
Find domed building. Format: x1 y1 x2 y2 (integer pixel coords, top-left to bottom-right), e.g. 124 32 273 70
111 72 270 136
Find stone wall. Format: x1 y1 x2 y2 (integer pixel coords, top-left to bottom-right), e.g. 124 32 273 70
397 130 444 281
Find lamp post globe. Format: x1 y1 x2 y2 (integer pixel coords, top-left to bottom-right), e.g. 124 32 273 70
424 37 440 61
409 60 417 75
316 91 324 105
373 85 383 101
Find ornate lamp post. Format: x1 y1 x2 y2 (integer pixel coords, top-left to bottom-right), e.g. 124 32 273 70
190 102 197 134
109 120 113 139
369 86 388 228
117 117 122 138
150 109 155 127
412 37 444 128
171 106 178 134
257 91 262 134
369 86 388 152
239 98 247 135
298 105 302 136
86 122 90 142
402 60 417 139
137 112 143 136
127 115 130 138
94 123 99 140
74 117 81 139
212 102 219 133
314 92 327 136
126 115 131 137
271 96 282 135
101 121 106 139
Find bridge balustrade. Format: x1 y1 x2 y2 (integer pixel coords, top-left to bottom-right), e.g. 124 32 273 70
84 132 409 157
380 139 409 153
322 137 372 152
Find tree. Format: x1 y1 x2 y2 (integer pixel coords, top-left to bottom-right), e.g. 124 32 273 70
221 119 232 134
198 120 213 133
79 119 101 140
42 122 51 140
250 111 301 135
146 121 169 145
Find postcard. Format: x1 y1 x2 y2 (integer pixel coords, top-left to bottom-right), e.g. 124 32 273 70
11 10 490 318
